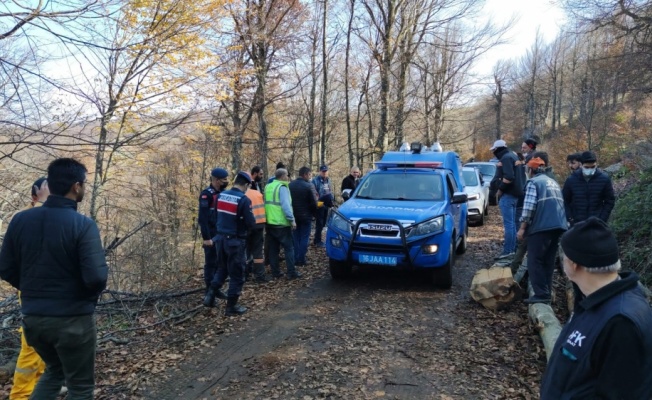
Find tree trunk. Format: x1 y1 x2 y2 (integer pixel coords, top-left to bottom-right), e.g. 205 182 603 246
345 0 355 168
308 31 317 168
319 0 328 165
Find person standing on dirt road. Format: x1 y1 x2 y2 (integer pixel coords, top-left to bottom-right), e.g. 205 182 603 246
9 177 48 400
311 165 334 247
340 166 361 199
491 139 526 260
289 167 318 267
562 151 615 226
517 155 567 304
244 171 270 284
265 168 301 279
540 217 652 399
0 158 108 399
198 168 229 295
566 152 582 172
204 171 257 316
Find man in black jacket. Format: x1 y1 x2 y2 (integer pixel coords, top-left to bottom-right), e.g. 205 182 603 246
491 139 526 259
0 158 108 399
540 218 652 399
340 166 361 199
562 151 615 225
290 167 318 266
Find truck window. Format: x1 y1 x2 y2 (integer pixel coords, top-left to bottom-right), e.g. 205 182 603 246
356 173 444 201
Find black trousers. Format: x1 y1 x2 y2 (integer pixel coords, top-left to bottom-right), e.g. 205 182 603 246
23 314 96 399
211 235 246 297
526 229 564 300
203 240 218 289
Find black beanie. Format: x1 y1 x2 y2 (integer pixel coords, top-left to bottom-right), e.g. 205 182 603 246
561 217 619 268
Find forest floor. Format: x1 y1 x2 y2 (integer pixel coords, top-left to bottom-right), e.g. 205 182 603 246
1 208 567 399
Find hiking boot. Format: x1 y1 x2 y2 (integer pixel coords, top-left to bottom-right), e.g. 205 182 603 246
225 296 247 316
254 275 271 284
287 272 303 280
203 288 216 307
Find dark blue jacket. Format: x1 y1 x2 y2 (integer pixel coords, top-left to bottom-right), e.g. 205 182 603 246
494 148 525 198
526 173 568 235
562 169 615 224
289 178 318 223
198 185 220 240
215 188 256 239
541 272 652 399
0 195 108 316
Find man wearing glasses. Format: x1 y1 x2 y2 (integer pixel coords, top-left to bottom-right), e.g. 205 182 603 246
0 158 108 398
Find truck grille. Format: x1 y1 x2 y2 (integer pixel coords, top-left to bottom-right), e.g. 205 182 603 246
351 243 405 254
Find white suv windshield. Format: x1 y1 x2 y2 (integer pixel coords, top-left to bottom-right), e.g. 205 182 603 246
462 170 479 186
356 173 444 201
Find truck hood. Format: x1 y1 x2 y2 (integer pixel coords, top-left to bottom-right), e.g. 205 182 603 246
338 198 447 226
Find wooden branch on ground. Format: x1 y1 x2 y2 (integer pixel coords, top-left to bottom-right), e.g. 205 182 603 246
98 288 203 306
98 305 203 339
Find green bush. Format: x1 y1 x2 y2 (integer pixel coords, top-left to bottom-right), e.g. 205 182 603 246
611 168 652 286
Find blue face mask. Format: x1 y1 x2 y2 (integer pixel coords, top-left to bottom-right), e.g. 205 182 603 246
582 167 596 177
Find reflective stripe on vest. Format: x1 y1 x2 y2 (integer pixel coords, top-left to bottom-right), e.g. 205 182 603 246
246 189 266 224
264 180 289 226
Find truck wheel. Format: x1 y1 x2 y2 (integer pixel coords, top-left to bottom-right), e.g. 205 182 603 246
433 242 454 289
456 227 468 255
329 258 352 280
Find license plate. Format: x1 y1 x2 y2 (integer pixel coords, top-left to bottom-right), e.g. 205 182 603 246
358 254 397 266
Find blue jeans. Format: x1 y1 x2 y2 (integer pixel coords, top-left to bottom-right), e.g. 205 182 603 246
267 226 297 277
499 193 518 255
293 219 312 265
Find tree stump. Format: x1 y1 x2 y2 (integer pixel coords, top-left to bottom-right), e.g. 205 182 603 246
470 266 522 311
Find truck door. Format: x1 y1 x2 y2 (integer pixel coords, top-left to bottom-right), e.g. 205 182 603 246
446 173 462 239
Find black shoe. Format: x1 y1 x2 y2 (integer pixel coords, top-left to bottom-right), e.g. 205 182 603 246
272 273 284 279
225 296 247 316
287 272 303 280
203 288 216 307
254 276 271 284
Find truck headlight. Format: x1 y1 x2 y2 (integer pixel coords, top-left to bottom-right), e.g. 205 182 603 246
467 193 480 200
408 216 444 238
329 211 353 234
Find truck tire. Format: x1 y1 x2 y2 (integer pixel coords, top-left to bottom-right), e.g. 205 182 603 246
329 258 352 280
432 242 454 289
456 226 468 255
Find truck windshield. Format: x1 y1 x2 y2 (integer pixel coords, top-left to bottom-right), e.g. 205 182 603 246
355 173 444 201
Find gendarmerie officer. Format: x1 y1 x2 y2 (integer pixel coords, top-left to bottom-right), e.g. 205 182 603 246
204 172 256 316
198 168 229 293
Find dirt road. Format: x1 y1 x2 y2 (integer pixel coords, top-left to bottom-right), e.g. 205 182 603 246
142 211 546 400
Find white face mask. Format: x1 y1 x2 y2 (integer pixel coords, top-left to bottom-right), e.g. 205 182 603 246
582 167 596 177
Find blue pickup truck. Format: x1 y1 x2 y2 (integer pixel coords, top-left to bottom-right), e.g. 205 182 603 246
325 143 468 288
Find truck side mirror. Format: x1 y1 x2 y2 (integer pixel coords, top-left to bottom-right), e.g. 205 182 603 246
342 189 352 201
452 192 468 204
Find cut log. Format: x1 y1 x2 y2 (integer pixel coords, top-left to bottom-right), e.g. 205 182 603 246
470 266 523 311
528 302 562 360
